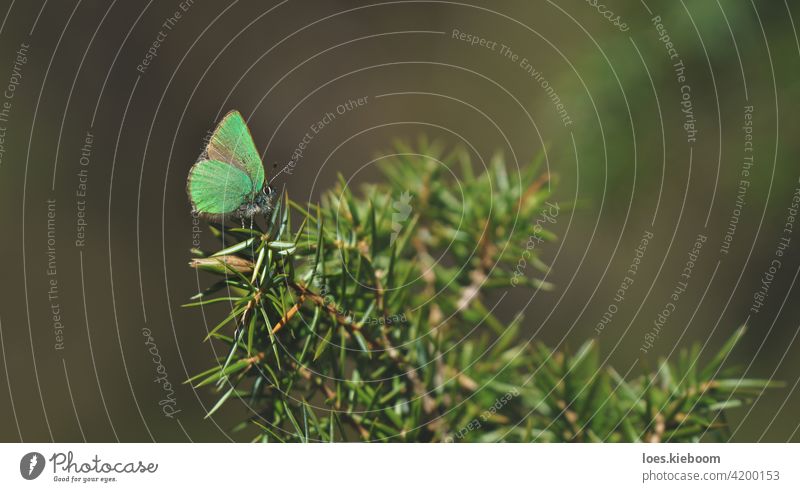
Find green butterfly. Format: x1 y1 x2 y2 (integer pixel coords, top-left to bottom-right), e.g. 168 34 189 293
187 110 276 222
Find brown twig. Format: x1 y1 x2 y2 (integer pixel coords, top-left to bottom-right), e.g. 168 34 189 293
518 172 551 210
293 362 370 440
270 296 305 334
647 413 666 443
290 281 363 333
556 399 583 442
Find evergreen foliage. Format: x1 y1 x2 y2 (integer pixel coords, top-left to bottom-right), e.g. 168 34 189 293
186 139 776 442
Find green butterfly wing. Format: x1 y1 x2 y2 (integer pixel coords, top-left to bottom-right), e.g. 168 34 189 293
187 159 255 218
205 110 265 190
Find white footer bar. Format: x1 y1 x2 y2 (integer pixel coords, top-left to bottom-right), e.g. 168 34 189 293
1 443 798 490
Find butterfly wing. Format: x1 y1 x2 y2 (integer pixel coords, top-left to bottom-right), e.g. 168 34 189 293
187 159 255 219
205 110 265 191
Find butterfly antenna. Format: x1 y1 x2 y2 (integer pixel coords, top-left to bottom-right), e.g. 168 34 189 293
267 163 289 186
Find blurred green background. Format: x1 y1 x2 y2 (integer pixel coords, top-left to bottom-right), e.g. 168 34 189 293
0 0 798 442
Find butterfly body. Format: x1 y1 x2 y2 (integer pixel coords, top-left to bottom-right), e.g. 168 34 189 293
235 186 276 219
187 110 275 221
